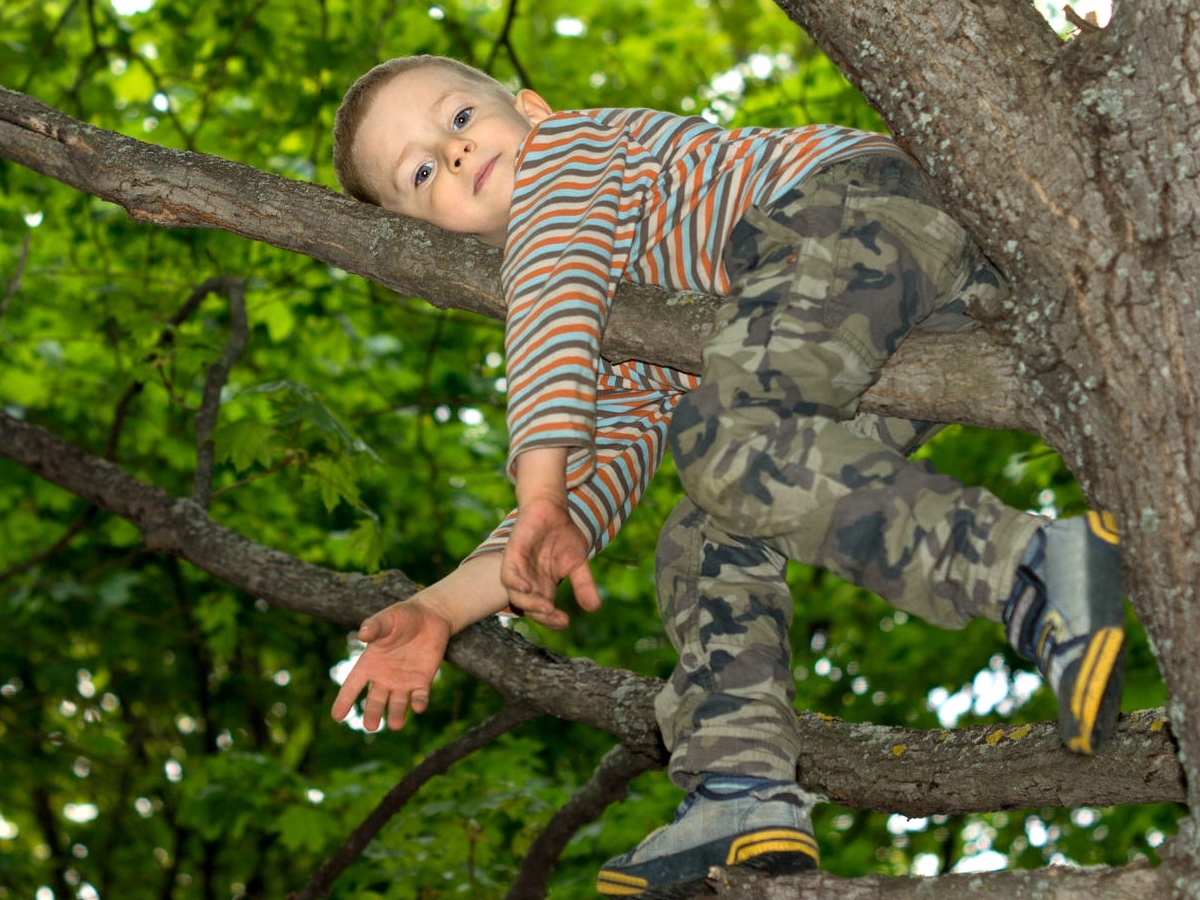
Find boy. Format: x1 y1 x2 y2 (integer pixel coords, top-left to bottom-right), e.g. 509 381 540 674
329 55 1126 897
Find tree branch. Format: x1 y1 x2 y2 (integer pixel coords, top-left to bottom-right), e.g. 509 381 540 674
506 744 661 900
296 703 541 900
0 409 1184 816
192 277 248 509
687 856 1167 899
0 86 1034 435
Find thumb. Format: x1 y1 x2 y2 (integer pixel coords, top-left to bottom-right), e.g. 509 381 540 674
568 562 602 613
357 615 383 643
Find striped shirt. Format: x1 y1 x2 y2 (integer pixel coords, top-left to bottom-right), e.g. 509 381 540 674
472 108 897 557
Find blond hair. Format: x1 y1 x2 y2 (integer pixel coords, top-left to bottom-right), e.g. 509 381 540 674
333 55 515 205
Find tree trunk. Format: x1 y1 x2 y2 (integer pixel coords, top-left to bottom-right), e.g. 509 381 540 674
774 0 1200 881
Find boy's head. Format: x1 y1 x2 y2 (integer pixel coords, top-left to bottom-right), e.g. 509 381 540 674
333 55 550 248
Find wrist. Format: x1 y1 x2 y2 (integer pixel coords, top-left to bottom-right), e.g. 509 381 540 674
514 446 569 508
416 553 511 634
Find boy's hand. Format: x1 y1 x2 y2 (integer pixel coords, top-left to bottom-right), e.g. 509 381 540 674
331 599 453 731
501 495 602 628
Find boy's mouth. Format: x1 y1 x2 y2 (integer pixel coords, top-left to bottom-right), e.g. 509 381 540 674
474 155 498 194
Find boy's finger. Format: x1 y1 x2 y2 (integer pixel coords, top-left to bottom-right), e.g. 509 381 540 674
528 608 569 630
361 690 387 732
331 668 367 721
569 563 603 613
357 615 383 642
386 693 409 731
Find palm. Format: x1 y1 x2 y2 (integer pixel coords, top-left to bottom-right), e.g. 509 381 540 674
331 602 451 731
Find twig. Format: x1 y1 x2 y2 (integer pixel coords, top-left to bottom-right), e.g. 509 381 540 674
294 703 541 900
1064 5 1102 33
0 230 30 324
0 274 238 586
192 277 248 509
506 744 661 900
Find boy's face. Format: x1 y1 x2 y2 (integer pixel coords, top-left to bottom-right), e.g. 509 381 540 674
354 67 550 248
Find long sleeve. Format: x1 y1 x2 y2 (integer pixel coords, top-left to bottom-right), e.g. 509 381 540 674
501 112 657 489
468 364 695 560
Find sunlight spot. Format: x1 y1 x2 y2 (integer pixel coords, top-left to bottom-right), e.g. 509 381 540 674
554 16 586 37
1034 0 1111 31
273 669 291 687
135 797 154 818
887 814 928 835
952 849 1007 873
711 69 744 97
1026 815 1049 847
428 6 445 20
0 814 18 839
63 803 99 824
458 407 484 426
748 53 774 80
76 670 96 699
912 852 940 876
1071 808 1097 827
164 759 183 783
23 211 43 228
112 0 154 13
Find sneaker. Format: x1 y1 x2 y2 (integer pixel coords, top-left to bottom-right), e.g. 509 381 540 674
1003 511 1125 755
596 778 819 899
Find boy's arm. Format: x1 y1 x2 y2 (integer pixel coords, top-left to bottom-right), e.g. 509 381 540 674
501 446 602 624
331 552 510 731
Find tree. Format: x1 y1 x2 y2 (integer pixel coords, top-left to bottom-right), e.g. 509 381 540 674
0 0 1192 898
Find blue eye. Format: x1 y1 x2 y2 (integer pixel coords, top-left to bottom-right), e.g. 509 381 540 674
452 107 473 129
414 162 433 187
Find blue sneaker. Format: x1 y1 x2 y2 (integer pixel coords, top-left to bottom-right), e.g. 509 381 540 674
596 778 819 899
1003 512 1125 755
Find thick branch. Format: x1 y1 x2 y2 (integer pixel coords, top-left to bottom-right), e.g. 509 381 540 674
0 410 1183 815
687 857 1167 899
0 86 1034 434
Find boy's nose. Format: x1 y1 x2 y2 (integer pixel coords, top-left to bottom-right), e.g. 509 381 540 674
447 138 472 171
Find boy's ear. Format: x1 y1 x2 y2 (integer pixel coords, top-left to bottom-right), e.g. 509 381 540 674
514 89 553 126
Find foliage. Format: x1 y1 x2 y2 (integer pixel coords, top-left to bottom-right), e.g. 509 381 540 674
0 0 1180 898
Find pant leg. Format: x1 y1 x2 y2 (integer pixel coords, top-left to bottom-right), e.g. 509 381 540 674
654 496 801 791
669 151 1041 629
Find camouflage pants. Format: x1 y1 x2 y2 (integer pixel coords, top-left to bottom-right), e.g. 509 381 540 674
657 151 1043 789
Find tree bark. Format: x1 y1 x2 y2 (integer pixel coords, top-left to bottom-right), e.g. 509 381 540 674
772 0 1200 878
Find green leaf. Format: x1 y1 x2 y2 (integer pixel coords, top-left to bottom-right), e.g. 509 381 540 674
213 418 277 472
